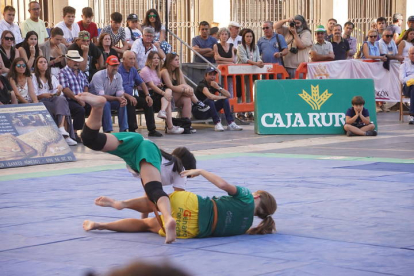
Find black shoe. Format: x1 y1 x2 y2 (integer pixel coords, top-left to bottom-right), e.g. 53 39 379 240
196 101 210 112
189 127 197 133
74 133 82 143
346 130 356 137
148 130 163 137
365 130 378 136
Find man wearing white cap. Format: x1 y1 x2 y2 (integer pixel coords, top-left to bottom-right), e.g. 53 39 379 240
59 50 90 142
227 21 242 62
310 25 334 62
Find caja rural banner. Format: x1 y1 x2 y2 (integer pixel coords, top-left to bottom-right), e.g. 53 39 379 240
254 79 377 135
307 59 400 102
0 103 76 169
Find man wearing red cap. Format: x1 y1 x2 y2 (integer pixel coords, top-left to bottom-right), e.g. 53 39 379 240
89 55 128 133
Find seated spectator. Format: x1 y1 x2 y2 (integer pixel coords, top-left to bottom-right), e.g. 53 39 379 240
210 26 219 40
192 21 216 63
161 53 210 131
118 50 163 137
139 51 184 134
18 31 43 71
193 67 242 131
55 6 80 47
376 17 387 41
8 58 37 103
142 9 171 54
370 19 377 30
344 96 377 136
399 46 414 125
39 27 67 79
32 56 77 146
0 6 23 45
68 30 103 81
331 24 350 60
325 18 337 40
379 27 403 62
397 15 414 45
343 21 357 59
274 15 313 78
0 31 20 74
0 74 17 104
310 25 335 62
125 13 143 48
89 55 128 133
101 12 129 55
257 21 288 66
21 1 48 43
59 50 90 142
97 32 118 66
131 27 165 70
397 28 414 61
77 7 98 45
362 29 387 61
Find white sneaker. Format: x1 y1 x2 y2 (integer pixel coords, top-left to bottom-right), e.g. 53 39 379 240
409 116 414 125
227 122 243 131
157 110 167 119
166 126 184 134
65 136 78 146
59 127 69 136
215 122 224 131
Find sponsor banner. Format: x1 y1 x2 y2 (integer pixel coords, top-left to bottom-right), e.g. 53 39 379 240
227 64 274 75
254 79 377 135
307 60 400 102
0 103 76 169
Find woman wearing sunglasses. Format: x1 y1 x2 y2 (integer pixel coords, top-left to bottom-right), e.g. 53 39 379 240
142 9 171 54
18 31 44 71
362 29 387 61
0 31 20 74
7 57 37 103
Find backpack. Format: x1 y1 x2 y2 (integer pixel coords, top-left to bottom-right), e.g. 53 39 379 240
172 117 192 134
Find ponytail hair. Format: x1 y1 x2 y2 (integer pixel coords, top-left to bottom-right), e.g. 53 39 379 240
247 190 277 235
160 147 196 173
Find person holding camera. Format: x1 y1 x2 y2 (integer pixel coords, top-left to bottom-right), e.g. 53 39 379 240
274 15 312 79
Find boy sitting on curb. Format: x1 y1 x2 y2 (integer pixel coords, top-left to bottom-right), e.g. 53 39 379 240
344 96 377 136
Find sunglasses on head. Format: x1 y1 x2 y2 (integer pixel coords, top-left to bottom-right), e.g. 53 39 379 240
148 14 157 18
16 63 27 68
262 26 270 30
4 36 14 41
384 34 393 38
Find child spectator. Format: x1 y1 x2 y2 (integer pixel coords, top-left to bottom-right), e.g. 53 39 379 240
77 7 98 45
55 6 80 47
101 12 129 55
344 96 377 136
125 13 143 48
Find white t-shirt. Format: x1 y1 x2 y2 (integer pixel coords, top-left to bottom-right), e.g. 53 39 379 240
131 38 158 70
125 27 143 46
55 21 80 44
227 35 242 62
126 156 187 190
32 74 59 95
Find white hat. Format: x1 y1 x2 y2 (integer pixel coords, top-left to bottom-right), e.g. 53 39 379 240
65 50 84 62
228 21 241 28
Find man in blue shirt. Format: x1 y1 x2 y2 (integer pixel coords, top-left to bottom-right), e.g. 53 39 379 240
192 21 216 63
118 50 163 137
257 21 288 65
89 55 128 133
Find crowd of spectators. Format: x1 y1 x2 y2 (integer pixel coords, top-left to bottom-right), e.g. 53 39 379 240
1 1 413 141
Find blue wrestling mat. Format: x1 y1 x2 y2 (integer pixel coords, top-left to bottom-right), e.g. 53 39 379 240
1 156 413 275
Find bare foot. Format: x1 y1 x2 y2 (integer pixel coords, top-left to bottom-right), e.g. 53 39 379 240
94 196 124 210
75 92 106 107
83 220 99 231
164 217 176 244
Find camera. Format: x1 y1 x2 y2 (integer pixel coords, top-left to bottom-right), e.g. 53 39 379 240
289 21 295 27
289 47 298 54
